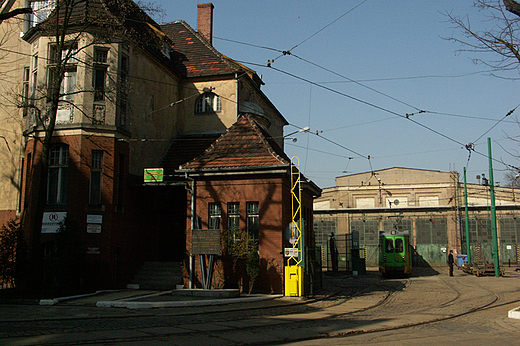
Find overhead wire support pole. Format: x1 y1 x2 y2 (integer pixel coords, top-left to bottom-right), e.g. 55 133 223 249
290 157 303 267
463 167 472 264
285 157 304 297
487 138 500 277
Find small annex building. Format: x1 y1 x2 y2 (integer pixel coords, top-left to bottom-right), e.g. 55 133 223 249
178 114 321 293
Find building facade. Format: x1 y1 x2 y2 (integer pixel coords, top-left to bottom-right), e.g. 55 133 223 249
179 114 320 293
0 1 315 293
314 167 520 268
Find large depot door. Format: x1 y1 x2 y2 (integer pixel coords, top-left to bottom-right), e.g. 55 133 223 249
415 218 448 267
350 220 379 266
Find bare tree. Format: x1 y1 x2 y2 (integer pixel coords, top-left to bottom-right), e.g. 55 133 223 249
0 7 32 22
445 0 520 78
16 0 172 291
19 0 127 290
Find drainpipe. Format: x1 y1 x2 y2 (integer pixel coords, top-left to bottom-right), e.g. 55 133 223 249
235 73 239 119
185 173 196 288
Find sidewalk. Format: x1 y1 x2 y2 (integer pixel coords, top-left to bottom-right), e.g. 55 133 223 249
40 288 286 309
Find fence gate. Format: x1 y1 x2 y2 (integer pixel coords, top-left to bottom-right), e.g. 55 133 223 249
415 218 448 267
499 218 520 265
350 220 379 266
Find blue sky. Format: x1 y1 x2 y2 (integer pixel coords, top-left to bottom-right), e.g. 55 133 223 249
153 1 520 189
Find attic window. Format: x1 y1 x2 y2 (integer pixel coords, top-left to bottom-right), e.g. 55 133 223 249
195 92 221 114
29 0 55 28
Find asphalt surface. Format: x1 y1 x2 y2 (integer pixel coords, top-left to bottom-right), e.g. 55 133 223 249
2 266 520 345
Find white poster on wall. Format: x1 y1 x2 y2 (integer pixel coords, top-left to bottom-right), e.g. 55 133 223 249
41 212 67 233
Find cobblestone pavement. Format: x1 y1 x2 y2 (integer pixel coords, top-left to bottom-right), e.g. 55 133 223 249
1 266 520 345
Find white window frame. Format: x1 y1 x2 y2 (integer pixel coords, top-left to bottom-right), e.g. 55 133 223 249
195 93 221 114
89 150 103 205
47 144 68 205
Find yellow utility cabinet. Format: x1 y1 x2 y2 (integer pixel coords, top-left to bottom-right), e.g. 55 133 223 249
284 265 303 297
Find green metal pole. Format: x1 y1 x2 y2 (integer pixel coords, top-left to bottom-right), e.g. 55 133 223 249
463 167 471 264
488 138 500 277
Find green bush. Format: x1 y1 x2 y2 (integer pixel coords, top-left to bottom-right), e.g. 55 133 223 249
246 250 259 294
0 219 20 288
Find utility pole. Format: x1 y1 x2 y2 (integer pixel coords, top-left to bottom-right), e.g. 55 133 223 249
463 167 471 264
488 138 500 277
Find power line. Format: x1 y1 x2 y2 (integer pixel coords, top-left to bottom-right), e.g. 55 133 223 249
268 0 368 65
258 61 469 148
472 105 519 144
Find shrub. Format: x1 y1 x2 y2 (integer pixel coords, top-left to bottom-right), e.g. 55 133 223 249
0 219 20 288
246 250 259 294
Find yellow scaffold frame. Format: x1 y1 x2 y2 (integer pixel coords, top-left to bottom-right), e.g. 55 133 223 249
285 157 304 296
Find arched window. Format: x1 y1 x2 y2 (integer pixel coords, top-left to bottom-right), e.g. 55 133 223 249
195 93 221 114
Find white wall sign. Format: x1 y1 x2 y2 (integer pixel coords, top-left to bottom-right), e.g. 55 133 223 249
87 247 100 255
41 212 67 233
87 224 102 234
87 214 103 224
284 248 299 258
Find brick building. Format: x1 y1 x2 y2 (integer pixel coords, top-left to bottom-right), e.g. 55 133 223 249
0 0 319 293
178 114 320 293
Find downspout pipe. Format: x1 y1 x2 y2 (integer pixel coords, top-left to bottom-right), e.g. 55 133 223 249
185 173 196 288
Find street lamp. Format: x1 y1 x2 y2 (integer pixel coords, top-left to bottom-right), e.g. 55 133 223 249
283 126 310 142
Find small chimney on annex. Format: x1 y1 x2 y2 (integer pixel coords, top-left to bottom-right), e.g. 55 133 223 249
197 3 214 45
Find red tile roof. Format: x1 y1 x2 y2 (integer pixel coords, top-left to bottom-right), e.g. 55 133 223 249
160 21 250 78
180 114 290 171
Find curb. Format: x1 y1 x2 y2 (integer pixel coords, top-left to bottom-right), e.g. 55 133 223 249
96 294 283 309
39 290 120 306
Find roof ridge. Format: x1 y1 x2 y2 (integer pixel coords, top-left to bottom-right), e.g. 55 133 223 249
180 114 289 171
244 115 289 165
161 20 242 74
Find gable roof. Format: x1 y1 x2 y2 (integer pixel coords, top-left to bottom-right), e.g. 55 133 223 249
23 0 177 71
160 20 247 78
179 114 290 172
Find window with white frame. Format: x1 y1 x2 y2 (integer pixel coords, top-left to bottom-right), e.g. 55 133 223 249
29 0 55 28
47 44 77 101
228 202 240 231
47 144 68 205
89 150 103 205
208 203 221 229
227 202 240 244
93 48 108 101
22 67 30 116
119 55 129 126
195 92 221 114
246 201 259 244
30 54 38 101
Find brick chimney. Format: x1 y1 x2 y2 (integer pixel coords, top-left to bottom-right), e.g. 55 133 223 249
197 3 214 45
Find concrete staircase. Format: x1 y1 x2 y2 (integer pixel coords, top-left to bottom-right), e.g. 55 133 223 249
130 262 183 290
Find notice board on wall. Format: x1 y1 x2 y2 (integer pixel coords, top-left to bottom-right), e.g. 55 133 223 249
191 229 221 255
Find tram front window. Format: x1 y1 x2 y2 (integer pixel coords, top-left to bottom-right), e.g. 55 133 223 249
385 239 394 253
395 238 404 253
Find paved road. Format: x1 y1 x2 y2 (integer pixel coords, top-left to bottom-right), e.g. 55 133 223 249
1 266 520 345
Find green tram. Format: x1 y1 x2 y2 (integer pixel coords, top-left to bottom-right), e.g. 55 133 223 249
379 230 412 277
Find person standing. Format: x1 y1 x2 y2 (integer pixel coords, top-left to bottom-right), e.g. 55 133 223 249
329 233 338 272
448 250 455 276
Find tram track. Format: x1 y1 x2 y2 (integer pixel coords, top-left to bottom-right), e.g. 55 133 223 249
301 274 515 345
3 272 520 346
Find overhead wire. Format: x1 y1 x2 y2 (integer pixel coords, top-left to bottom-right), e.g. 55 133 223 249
9 3 520 177
268 0 368 65
290 53 423 112
472 105 519 144
267 62 520 174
